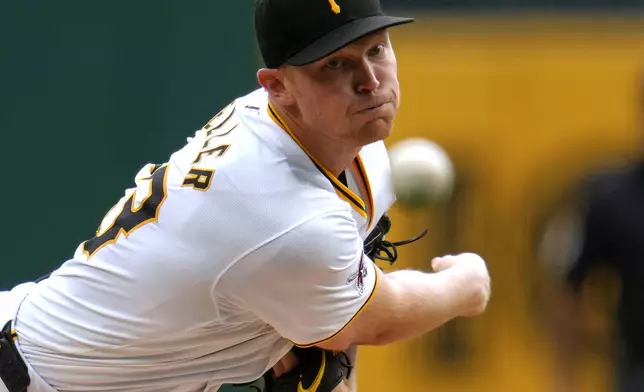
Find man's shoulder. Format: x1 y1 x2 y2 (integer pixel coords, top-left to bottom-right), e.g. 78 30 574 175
174 88 344 205
186 88 305 170
158 87 363 247
163 93 351 238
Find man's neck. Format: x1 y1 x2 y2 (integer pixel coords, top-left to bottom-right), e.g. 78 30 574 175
272 103 361 177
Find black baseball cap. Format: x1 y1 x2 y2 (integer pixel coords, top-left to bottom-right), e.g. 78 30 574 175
254 0 414 69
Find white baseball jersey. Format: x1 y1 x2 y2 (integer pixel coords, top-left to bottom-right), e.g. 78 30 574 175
13 88 396 392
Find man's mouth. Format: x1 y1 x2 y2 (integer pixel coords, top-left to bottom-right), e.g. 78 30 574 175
362 101 390 112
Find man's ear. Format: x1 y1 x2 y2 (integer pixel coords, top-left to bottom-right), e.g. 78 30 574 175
257 68 295 106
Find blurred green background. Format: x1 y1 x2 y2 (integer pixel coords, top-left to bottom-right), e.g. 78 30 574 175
4 1 644 391
0 1 258 286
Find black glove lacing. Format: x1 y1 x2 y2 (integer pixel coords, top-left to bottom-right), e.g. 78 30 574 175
370 229 428 264
364 215 428 265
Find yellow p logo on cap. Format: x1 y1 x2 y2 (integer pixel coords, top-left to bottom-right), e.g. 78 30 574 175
328 0 341 14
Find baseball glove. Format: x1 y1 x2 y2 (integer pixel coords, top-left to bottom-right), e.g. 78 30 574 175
232 347 352 392
266 347 352 392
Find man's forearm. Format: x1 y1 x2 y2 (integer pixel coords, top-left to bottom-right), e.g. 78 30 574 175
370 268 478 346
318 254 489 351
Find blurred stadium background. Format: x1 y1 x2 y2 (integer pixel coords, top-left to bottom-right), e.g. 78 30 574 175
3 1 644 391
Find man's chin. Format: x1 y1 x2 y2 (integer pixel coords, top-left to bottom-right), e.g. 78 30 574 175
361 120 393 144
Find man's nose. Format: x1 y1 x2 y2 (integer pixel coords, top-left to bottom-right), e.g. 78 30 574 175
355 61 380 94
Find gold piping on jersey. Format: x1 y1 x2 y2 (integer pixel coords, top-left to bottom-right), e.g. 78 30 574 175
352 157 374 230
292 260 380 349
267 103 373 221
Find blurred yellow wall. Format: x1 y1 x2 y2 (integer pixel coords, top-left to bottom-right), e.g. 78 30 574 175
357 14 644 392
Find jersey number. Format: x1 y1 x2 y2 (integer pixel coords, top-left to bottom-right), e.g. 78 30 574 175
81 102 239 258
82 164 168 258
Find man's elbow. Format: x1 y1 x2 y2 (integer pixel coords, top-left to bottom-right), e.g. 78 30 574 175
316 323 391 351
318 270 404 350
315 338 384 352
316 338 353 352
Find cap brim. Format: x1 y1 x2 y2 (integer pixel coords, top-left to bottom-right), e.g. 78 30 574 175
285 15 414 67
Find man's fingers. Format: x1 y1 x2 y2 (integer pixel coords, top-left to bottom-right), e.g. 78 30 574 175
431 257 443 272
431 255 455 272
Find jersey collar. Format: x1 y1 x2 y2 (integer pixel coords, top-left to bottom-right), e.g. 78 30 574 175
267 103 374 226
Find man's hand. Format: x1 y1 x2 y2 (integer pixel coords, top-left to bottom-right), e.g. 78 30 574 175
431 252 491 317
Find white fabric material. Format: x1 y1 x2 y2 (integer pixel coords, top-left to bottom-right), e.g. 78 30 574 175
12 88 396 392
0 283 58 392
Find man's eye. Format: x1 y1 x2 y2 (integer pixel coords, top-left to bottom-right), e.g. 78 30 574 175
325 59 345 69
368 44 385 57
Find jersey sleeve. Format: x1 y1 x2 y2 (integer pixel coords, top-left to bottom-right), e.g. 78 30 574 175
216 209 378 347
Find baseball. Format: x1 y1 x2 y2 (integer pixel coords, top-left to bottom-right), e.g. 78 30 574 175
387 137 455 208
